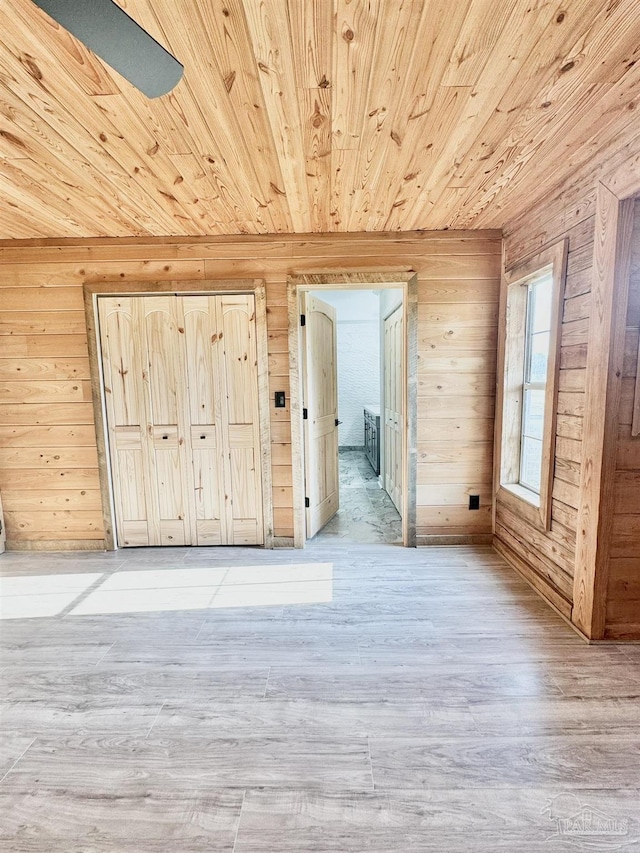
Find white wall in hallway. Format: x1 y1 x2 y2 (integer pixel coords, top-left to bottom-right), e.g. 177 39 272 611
311 289 380 447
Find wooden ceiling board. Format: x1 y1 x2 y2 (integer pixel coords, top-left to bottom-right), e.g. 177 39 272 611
141 0 294 233
0 4 194 235
448 0 640 228
0 0 639 238
407 0 571 230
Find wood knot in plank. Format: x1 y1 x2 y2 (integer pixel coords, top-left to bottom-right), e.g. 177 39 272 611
311 101 325 128
20 54 42 81
0 130 26 150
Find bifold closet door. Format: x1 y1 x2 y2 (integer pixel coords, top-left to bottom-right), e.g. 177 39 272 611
98 293 263 547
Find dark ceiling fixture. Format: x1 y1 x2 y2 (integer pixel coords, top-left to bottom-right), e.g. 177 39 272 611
32 0 184 98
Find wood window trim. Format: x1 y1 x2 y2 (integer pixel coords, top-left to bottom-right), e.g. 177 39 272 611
494 239 568 532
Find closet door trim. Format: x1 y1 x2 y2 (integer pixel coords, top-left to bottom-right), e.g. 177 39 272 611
85 279 273 550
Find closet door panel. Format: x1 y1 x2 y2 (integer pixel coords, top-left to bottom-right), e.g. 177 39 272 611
221 297 258 425
182 296 217 426
121 520 149 547
142 297 191 545
144 300 181 426
229 425 259 541
217 295 263 545
117 447 146 521
98 298 150 545
182 296 225 546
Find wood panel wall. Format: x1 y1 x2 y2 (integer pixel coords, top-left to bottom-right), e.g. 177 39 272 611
498 131 640 639
416 278 498 541
606 200 640 639
496 206 596 614
0 231 500 550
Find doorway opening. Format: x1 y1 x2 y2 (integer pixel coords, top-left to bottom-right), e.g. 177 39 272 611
288 273 418 548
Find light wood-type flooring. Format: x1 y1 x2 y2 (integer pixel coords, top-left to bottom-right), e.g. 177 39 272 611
1 541 640 851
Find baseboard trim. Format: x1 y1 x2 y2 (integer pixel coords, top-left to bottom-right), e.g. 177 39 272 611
417 533 493 547
271 536 295 549
6 539 107 552
492 536 590 641
603 626 640 642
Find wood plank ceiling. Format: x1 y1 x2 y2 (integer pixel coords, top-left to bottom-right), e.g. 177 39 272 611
0 0 639 239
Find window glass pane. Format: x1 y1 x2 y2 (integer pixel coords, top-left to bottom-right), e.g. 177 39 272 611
528 331 550 383
531 276 552 333
520 436 543 493
523 389 545 440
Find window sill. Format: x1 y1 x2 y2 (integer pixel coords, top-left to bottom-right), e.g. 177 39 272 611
501 482 540 508
497 482 550 532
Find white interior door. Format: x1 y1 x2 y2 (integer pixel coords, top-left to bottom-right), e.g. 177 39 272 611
383 304 403 514
98 293 263 547
302 293 339 539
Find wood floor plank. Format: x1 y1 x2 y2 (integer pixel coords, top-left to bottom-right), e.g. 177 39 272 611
151 699 475 740
369 734 640 789
2 735 372 793
0 790 243 852
0 663 271 703
469 696 640 737
233 788 640 852
265 663 564 702
0 701 163 737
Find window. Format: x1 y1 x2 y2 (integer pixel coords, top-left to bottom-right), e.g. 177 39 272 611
519 273 552 493
497 241 567 530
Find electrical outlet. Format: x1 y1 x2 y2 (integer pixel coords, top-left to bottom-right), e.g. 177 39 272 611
469 494 480 510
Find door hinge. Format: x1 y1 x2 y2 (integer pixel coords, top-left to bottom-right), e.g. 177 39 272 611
300 314 306 326
305 497 310 508
303 408 308 419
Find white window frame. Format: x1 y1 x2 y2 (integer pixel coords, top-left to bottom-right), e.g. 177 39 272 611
519 273 553 494
495 240 567 531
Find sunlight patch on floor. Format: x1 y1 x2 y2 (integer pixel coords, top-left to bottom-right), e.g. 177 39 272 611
0 573 103 620
0 564 334 619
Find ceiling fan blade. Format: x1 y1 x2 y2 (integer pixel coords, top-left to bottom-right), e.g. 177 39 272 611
32 0 183 98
